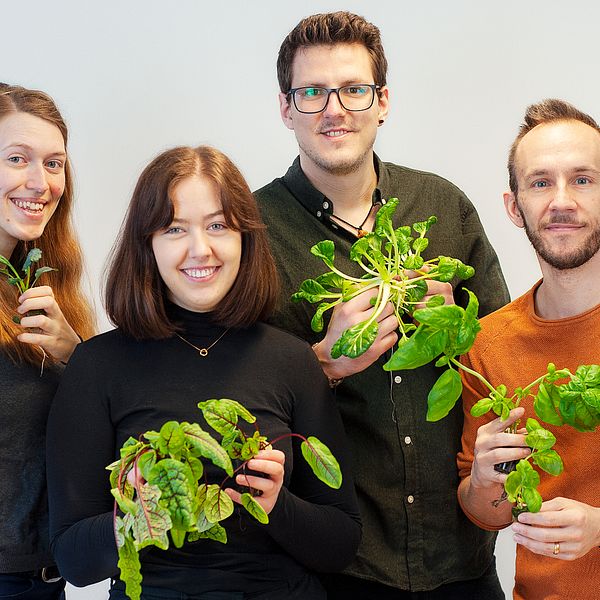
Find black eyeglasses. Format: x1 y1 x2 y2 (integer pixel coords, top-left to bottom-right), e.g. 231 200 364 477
287 84 381 114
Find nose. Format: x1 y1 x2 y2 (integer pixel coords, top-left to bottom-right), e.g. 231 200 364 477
189 230 212 259
549 181 577 211
322 89 346 117
25 162 49 195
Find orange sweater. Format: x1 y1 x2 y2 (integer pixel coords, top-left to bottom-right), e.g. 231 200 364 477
457 281 600 600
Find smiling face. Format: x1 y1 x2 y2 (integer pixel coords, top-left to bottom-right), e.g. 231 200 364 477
0 111 66 257
151 175 242 313
505 119 600 270
279 43 388 178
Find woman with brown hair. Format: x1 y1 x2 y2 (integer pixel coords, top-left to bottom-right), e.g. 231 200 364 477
0 83 94 599
46 145 360 599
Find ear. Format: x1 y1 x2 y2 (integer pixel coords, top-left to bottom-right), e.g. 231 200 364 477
504 191 524 228
279 92 294 131
377 86 389 126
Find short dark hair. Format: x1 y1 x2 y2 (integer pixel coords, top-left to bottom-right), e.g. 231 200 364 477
277 11 387 93
508 98 600 194
104 146 279 338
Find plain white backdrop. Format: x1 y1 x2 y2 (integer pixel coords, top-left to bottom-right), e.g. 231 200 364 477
5 0 600 597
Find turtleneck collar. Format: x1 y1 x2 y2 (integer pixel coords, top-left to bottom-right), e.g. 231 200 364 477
165 302 228 342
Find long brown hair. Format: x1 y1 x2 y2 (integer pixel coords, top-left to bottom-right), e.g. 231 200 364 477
0 84 95 364
105 145 279 339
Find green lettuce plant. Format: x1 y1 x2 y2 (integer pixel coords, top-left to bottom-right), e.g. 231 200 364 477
292 197 475 359
107 398 342 600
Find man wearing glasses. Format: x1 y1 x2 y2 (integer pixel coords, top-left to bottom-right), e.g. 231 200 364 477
255 11 508 599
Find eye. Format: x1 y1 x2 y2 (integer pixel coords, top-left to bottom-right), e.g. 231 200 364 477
344 85 369 96
575 176 590 185
299 87 325 98
532 180 548 188
46 159 64 170
208 222 227 232
165 226 184 234
7 156 25 165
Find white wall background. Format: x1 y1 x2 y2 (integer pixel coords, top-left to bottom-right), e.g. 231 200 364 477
5 0 600 596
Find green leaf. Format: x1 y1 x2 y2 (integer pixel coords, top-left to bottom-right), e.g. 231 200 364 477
470 397 494 417
217 398 257 424
330 319 378 359
22 248 42 271
32 266 57 286
241 492 269 524
170 528 186 548
532 449 564 476
292 279 331 303
111 487 138 515
426 294 446 308
435 256 459 282
300 436 342 489
412 237 429 253
197 400 238 438
189 522 227 544
583 388 600 410
136 450 157 481
310 301 337 332
412 304 464 330
383 326 448 371
157 421 185 459
534 383 564 426
116 532 143 600
181 422 233 476
413 216 437 234
130 484 171 550
194 510 213 534
310 240 335 268
504 470 522 503
374 197 399 235
148 459 196 531
404 255 424 270
316 271 345 289
204 483 234 523
426 368 463 421
522 486 543 513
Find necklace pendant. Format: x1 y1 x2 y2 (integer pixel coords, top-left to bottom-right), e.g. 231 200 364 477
199 348 209 357
357 228 369 238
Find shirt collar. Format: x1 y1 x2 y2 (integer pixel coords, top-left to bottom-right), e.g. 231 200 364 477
281 154 386 223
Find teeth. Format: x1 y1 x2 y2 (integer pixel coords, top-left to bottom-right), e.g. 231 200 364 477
184 267 216 278
325 130 347 137
12 199 44 212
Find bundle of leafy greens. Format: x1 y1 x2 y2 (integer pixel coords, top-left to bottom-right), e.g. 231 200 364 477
0 248 56 322
292 197 475 359
294 200 600 516
107 398 342 600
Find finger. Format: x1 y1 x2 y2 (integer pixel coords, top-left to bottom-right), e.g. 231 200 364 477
344 287 380 312
18 314 52 331
484 447 531 465
224 487 242 504
246 458 285 477
490 432 530 448
376 312 399 332
512 520 565 543
235 474 277 494
17 332 53 349
17 296 57 315
18 286 54 302
516 509 565 527
513 534 570 560
483 407 526 434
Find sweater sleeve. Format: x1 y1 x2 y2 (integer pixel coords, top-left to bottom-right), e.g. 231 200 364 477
46 343 119 586
264 344 362 572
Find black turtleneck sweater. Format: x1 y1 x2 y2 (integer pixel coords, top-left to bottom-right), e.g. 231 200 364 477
46 307 360 598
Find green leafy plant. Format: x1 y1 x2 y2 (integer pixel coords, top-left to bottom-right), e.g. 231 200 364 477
385 298 600 514
0 248 56 323
293 203 600 517
292 197 475 359
107 398 342 600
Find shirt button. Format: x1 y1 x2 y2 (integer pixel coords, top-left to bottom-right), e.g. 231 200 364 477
404 436 412 445
394 375 402 384
407 495 415 504
316 210 322 218
323 201 330 209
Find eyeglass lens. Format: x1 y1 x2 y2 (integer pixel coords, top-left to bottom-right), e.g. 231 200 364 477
293 85 375 113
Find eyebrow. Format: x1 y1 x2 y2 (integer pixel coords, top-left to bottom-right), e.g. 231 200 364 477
169 210 224 224
525 166 600 178
295 80 372 88
1 142 66 158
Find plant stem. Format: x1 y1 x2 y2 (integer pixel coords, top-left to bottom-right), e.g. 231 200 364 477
450 357 497 395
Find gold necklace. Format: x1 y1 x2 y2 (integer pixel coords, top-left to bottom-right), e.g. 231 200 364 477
175 328 230 357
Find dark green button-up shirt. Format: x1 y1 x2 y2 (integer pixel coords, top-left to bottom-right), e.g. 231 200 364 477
255 156 510 591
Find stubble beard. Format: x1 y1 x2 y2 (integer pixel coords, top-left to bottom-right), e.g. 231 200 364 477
299 120 377 176
518 202 600 270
